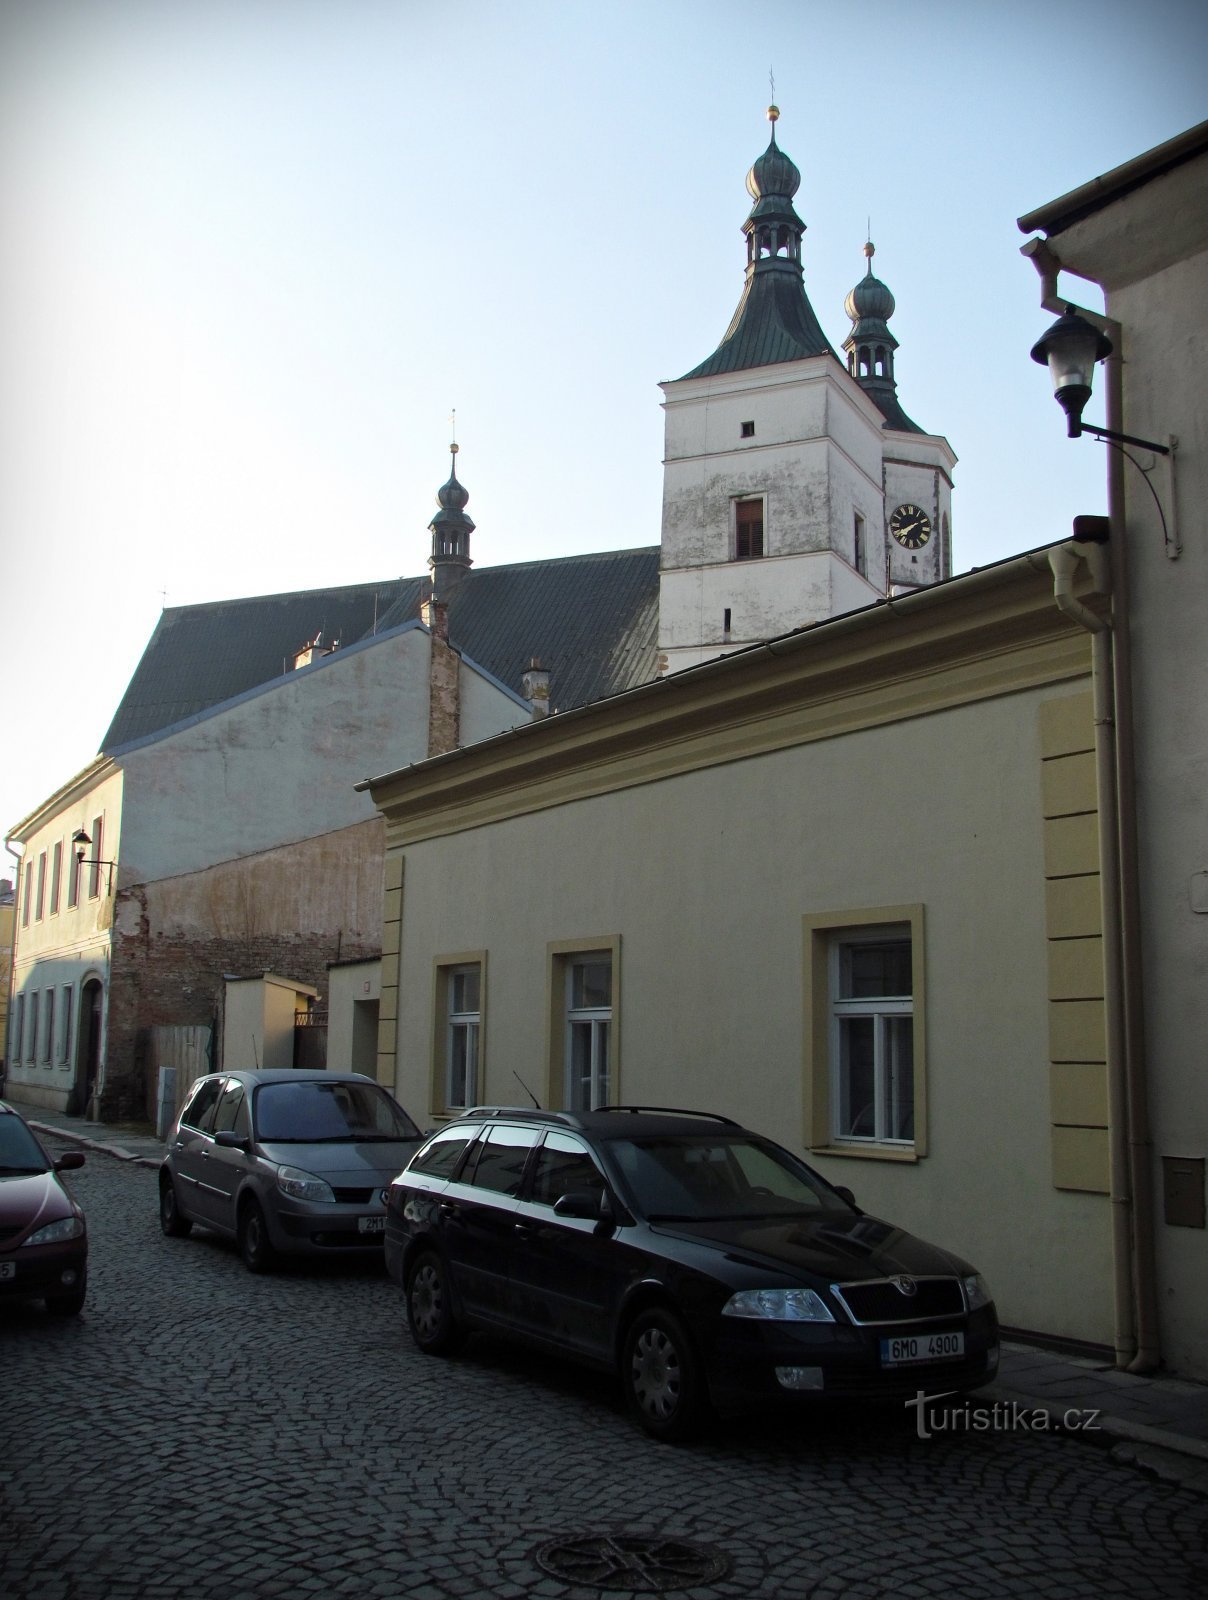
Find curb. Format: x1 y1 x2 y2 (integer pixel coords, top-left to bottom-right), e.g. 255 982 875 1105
28 1119 163 1171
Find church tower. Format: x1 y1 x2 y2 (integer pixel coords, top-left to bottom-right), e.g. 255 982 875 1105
427 442 475 602
843 241 954 592
657 108 954 674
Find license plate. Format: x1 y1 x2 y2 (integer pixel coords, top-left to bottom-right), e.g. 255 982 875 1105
357 1216 385 1235
880 1331 965 1367
0 1262 14 1281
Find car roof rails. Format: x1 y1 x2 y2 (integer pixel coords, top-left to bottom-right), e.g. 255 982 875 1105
594 1105 744 1128
461 1105 580 1127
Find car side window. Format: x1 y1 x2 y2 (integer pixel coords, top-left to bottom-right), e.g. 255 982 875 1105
465 1125 539 1196
179 1078 224 1133
530 1131 608 1208
409 1126 476 1179
212 1082 248 1138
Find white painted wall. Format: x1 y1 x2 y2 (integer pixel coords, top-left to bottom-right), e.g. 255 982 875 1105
118 625 524 883
390 683 1112 1347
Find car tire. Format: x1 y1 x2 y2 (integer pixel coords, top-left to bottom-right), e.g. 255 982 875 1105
45 1273 87 1317
622 1307 706 1443
237 1198 276 1274
405 1250 464 1356
159 1175 193 1238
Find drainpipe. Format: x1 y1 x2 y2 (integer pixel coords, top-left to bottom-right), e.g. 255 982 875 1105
1023 236 1160 1372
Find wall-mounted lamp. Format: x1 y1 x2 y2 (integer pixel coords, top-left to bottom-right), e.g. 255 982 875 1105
1030 307 1168 453
72 829 115 895
1030 304 1180 559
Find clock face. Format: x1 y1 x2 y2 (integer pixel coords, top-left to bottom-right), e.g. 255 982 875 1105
889 503 933 549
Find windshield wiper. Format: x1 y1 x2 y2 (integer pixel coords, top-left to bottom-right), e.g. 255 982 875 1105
0 1165 47 1176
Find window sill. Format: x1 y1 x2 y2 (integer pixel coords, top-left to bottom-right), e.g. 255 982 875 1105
809 1143 920 1164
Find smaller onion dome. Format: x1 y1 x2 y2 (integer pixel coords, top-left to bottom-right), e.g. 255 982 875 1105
844 241 896 324
436 442 470 512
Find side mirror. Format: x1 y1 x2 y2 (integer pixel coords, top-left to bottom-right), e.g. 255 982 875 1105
54 1151 86 1172
213 1130 249 1151
833 1185 857 1208
553 1189 613 1222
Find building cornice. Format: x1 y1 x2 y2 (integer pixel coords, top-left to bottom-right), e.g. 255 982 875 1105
6 756 117 845
365 550 1095 849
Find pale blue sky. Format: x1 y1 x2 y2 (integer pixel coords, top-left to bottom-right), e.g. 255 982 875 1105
2 0 1205 840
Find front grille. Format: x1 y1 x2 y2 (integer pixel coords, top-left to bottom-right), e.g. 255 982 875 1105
834 1276 964 1325
332 1187 375 1205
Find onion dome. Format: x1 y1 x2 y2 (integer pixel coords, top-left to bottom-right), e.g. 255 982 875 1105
746 106 801 203
842 242 923 434
679 106 837 380
428 441 475 599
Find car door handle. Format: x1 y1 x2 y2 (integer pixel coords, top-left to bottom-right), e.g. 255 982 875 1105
439 1201 459 1218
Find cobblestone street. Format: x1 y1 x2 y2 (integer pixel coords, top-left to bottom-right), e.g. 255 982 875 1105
3 1143 1207 1600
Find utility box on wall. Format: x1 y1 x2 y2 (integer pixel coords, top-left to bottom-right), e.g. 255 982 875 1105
1163 1156 1206 1229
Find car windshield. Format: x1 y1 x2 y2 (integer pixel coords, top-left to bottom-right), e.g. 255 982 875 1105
609 1134 847 1221
0 1113 51 1176
252 1081 420 1144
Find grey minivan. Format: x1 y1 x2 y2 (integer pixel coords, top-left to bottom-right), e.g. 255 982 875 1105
160 1070 422 1272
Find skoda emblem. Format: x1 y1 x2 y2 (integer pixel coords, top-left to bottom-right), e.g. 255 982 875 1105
890 1274 918 1297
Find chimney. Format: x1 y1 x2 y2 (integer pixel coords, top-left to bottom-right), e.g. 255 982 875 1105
424 602 460 757
420 595 449 642
522 659 551 720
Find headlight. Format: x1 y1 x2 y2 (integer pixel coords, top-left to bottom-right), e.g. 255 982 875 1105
722 1288 835 1322
276 1166 335 1203
22 1215 85 1247
963 1273 993 1311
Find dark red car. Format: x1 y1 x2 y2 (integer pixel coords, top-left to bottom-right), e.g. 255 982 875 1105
0 1101 88 1316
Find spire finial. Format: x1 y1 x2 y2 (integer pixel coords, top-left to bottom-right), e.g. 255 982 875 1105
450 407 458 457
767 68 779 131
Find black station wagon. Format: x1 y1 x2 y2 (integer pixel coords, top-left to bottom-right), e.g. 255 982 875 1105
385 1106 999 1439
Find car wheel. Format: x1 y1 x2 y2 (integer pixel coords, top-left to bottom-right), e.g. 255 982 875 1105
237 1198 276 1274
623 1307 706 1442
406 1250 464 1356
159 1174 193 1238
45 1273 87 1317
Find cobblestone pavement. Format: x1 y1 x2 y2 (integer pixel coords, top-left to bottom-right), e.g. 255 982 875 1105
3 1145 1207 1600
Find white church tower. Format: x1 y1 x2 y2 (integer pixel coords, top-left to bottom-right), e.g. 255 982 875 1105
658 107 956 674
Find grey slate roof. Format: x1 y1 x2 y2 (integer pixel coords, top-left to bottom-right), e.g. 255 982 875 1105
101 549 660 752
678 260 839 380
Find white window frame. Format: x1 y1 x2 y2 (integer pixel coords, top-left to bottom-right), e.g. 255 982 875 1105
431 952 486 1118
829 927 913 1146
445 963 481 1111
803 905 926 1161
565 953 612 1113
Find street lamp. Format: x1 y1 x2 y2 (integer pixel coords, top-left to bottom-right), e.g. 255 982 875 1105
72 829 115 895
1030 305 1170 455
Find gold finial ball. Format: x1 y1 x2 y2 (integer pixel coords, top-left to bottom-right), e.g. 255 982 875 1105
864 239 875 259
450 441 459 454
767 103 779 123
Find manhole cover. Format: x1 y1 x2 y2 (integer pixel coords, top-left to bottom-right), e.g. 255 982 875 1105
534 1532 732 1592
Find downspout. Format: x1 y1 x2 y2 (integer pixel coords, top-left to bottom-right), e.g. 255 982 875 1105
1103 341 1161 1373
1023 236 1160 1371
1038 535 1135 1370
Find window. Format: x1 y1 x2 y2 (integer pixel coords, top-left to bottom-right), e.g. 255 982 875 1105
566 954 612 1112
853 511 866 576
50 842 62 915
88 816 104 899
411 1126 476 1180
446 964 481 1109
41 990 55 1063
28 990 39 1063
740 420 755 438
734 498 764 561
67 842 80 909
59 985 74 1067
432 954 485 1115
21 863 31 926
463 1124 539 1196
35 852 47 920
803 906 926 1159
212 1081 249 1138
12 994 23 1062
179 1077 224 1133
531 1131 608 1209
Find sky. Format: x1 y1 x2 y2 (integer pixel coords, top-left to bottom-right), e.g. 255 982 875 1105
1 0 1205 846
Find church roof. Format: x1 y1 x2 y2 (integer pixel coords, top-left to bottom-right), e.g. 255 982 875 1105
679 261 838 379
101 549 660 751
